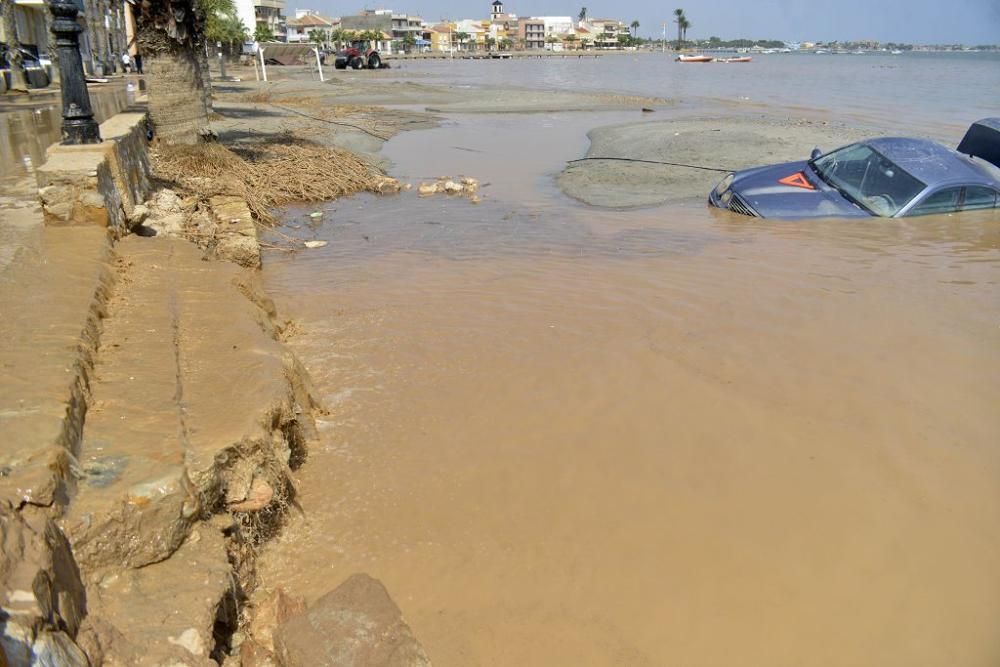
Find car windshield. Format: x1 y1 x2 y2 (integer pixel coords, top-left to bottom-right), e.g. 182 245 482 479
810 143 926 216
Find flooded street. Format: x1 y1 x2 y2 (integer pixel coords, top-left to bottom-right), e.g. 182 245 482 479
255 61 1000 664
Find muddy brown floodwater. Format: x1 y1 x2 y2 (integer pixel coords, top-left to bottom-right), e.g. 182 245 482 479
259 109 1000 665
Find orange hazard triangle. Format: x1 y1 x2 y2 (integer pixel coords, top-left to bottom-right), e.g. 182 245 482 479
778 172 815 190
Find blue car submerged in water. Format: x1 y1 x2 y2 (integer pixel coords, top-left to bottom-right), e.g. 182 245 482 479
709 118 1000 218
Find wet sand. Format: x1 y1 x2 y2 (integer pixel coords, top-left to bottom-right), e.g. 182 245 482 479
556 116 880 208
234 71 1000 665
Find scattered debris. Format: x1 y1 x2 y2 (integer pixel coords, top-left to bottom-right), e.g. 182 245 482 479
416 176 481 200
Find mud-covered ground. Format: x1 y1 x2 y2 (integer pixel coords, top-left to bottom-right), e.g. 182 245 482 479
211 68 888 211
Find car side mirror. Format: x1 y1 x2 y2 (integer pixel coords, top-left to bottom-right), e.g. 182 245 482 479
810 147 823 160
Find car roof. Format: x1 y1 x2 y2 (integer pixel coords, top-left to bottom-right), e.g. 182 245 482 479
863 137 999 189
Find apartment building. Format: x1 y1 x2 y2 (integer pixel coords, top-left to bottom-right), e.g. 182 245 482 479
518 18 545 50
286 10 339 44
235 0 287 41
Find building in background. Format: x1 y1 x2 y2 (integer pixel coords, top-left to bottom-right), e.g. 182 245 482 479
286 9 339 44
340 9 426 54
584 18 629 49
234 0 286 41
429 24 453 52
518 18 544 50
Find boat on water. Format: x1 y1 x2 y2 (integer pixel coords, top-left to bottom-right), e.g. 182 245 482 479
718 56 752 63
675 54 714 63
891 49 903 55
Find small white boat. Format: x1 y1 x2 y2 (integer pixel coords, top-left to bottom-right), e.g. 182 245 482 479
891 50 903 55
675 54 714 63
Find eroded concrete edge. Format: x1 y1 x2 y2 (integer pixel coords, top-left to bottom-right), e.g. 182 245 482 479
2 101 321 665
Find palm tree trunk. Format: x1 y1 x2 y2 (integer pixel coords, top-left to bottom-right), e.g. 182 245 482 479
2 0 30 92
140 28 209 143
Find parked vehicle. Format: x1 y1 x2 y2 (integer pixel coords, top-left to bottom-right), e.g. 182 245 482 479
333 41 384 70
1 46 51 88
709 118 1000 218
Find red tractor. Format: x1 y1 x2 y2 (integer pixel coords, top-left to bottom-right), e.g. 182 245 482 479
333 41 384 70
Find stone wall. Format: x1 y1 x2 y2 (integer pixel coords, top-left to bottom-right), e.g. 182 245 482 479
35 105 151 236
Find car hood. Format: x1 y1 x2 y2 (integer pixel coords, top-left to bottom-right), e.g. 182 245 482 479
731 161 873 219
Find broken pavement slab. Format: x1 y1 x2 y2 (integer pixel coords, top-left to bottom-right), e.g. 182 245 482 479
75 524 232 667
62 236 315 573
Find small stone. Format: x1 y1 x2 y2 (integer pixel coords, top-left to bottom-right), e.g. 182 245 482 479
417 183 438 196
128 204 150 224
402 183 413 191
229 477 275 512
308 211 323 219
303 240 327 249
376 178 401 195
443 180 463 194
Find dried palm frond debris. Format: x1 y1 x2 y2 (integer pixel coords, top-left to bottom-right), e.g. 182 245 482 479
152 135 390 224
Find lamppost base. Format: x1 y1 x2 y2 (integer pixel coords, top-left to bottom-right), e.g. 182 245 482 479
62 117 103 145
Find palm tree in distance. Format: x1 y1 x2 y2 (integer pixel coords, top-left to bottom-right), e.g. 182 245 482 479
680 16 691 44
673 8 685 49
578 6 587 22
630 20 640 39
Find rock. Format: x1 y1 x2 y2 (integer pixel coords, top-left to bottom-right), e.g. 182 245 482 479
469 195 482 205
152 189 183 215
459 177 478 187
442 180 462 194
29 631 89 667
0 504 88 666
145 211 186 237
240 639 278 667
417 183 438 196
228 477 275 512
248 588 307 655
402 183 413 191
274 574 431 667
303 241 328 249
376 178 401 195
128 204 150 225
308 211 323 219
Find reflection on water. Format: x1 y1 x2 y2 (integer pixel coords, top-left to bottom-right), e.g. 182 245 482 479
0 85 131 187
261 156 999 665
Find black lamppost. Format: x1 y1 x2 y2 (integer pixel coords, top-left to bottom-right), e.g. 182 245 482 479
49 0 101 145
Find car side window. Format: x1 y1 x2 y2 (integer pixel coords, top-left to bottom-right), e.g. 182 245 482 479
909 187 962 216
963 186 998 211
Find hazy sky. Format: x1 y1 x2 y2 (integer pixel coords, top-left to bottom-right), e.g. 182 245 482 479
290 0 1000 43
